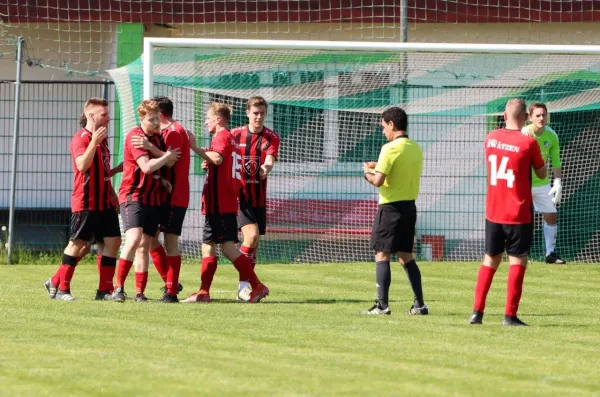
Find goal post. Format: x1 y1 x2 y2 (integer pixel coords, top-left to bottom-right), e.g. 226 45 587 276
109 38 600 263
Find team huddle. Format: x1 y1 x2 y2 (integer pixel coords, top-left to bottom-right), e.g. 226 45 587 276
43 94 564 325
44 96 277 303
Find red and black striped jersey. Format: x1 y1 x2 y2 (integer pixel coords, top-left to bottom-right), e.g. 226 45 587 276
118 126 165 206
70 129 115 212
201 128 241 215
231 125 280 208
159 122 191 208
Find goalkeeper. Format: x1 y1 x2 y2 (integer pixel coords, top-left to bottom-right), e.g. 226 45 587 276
522 103 566 264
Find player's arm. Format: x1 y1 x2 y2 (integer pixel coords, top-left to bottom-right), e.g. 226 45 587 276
548 131 562 179
74 127 107 172
260 133 280 179
131 134 176 168
109 162 123 177
187 130 216 163
530 138 547 180
364 145 393 188
135 150 180 174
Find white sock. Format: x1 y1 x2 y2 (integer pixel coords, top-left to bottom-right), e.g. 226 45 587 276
544 222 558 256
238 281 250 292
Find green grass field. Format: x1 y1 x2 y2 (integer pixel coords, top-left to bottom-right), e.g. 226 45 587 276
1 262 599 397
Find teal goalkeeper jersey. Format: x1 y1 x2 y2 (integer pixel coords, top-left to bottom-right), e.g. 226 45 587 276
521 125 562 187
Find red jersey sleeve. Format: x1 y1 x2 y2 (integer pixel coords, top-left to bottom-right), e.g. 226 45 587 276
266 131 280 159
163 127 184 150
210 130 229 157
529 138 545 169
71 132 89 159
127 130 150 161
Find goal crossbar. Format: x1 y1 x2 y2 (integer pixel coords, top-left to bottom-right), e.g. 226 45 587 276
142 37 600 99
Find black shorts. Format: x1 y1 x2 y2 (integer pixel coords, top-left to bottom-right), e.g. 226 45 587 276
203 213 239 244
238 199 267 235
120 201 160 237
370 201 416 254
70 209 121 242
485 219 533 257
158 204 187 236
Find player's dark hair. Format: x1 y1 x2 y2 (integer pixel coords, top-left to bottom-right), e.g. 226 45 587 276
80 97 108 128
247 96 268 110
528 102 548 116
153 96 174 117
381 107 408 131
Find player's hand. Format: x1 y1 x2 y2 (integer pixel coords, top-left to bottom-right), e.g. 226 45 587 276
259 164 270 180
91 126 107 145
131 134 152 150
549 178 562 205
201 160 209 170
161 178 172 193
166 147 181 161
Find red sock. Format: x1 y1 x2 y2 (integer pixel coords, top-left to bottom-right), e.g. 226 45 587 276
51 267 61 287
233 254 260 289
200 256 218 293
473 265 496 313
239 245 256 280
166 255 181 295
98 256 117 292
116 258 133 288
56 254 78 291
505 265 526 317
151 245 168 283
135 272 149 294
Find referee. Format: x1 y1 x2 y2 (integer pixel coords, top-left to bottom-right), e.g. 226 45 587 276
361 106 428 316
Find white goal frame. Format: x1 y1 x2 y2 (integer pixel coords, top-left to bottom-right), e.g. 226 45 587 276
142 37 600 100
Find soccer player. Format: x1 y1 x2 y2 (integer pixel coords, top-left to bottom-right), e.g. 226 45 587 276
44 98 122 301
360 106 427 316
231 96 280 301
470 98 547 326
111 99 180 302
522 103 565 264
131 96 190 303
183 103 269 303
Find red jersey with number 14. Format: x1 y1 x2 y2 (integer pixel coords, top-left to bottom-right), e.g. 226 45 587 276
201 128 241 215
231 125 280 207
485 128 545 224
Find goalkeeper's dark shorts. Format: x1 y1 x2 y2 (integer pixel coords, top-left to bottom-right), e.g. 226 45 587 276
370 200 416 254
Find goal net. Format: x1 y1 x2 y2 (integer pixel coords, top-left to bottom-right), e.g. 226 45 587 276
109 40 600 263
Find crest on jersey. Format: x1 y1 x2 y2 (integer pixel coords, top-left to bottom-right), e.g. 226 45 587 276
244 156 260 175
543 141 550 148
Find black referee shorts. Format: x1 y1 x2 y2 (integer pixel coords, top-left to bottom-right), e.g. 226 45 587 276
70 209 121 242
485 219 533 257
203 213 239 244
238 199 267 235
370 201 416 254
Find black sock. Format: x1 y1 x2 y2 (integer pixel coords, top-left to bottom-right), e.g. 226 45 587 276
376 260 391 309
403 259 424 307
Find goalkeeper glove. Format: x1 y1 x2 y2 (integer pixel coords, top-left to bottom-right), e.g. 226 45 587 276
549 178 562 206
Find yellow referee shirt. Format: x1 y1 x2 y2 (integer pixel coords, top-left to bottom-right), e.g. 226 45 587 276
374 136 423 204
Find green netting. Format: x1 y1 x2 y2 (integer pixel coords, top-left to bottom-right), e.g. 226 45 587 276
109 46 600 262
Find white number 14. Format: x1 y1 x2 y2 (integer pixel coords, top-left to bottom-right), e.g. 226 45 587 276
488 154 515 188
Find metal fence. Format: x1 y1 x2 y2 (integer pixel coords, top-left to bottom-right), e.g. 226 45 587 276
0 80 118 254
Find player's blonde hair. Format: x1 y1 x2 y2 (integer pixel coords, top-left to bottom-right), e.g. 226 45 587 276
79 97 108 127
137 99 160 119
247 96 268 110
208 103 232 121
